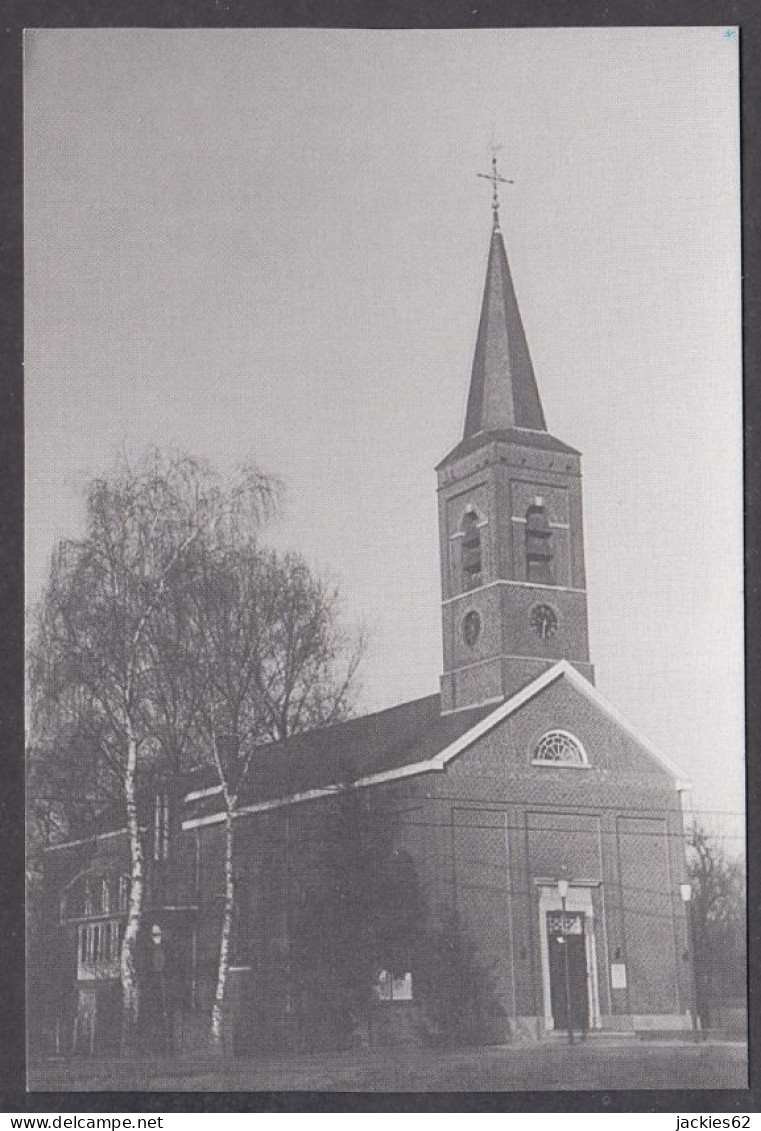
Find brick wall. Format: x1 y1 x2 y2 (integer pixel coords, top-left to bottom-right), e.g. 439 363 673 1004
428 674 691 1031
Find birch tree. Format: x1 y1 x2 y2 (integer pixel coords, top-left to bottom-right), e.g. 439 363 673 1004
252 550 364 743
28 450 273 1050
184 543 363 1049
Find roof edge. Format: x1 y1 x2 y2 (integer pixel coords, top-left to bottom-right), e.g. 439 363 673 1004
182 662 687 832
430 660 686 782
554 663 688 782
436 428 581 470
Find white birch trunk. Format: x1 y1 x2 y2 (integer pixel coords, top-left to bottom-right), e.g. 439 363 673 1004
121 732 145 1052
211 804 235 1049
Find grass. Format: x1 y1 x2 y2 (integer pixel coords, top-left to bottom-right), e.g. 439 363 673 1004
29 1037 748 1093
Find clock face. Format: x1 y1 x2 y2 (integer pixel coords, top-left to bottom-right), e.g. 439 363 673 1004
462 610 482 647
531 603 558 640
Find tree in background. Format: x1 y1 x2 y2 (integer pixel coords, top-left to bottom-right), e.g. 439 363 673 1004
288 788 420 1049
687 822 746 1028
27 450 271 1050
25 706 120 1054
288 788 503 1050
26 691 120 875
412 907 505 1046
252 550 363 743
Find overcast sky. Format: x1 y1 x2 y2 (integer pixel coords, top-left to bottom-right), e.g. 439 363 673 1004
24 27 742 829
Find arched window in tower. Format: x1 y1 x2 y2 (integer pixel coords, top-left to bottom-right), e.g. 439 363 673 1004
525 498 553 584
461 510 482 590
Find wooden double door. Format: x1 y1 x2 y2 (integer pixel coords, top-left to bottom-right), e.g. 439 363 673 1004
546 910 589 1034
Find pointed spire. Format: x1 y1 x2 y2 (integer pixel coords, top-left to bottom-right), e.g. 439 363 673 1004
463 209 547 439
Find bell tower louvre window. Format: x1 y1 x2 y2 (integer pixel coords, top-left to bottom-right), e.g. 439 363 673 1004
525 498 553 584
461 511 483 590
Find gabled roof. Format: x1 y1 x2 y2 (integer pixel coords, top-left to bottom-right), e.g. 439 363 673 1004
463 225 547 438
183 661 689 830
432 661 689 785
183 694 493 824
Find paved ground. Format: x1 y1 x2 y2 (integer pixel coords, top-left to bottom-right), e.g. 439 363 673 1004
29 1037 748 1093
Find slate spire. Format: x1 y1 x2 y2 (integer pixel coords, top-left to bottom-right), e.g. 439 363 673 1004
463 172 547 439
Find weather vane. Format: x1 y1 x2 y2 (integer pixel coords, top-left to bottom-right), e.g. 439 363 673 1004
477 140 513 230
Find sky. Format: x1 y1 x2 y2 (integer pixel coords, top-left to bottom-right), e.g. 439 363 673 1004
24 27 743 831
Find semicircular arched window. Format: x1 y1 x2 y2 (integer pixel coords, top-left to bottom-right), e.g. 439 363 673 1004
532 730 588 767
461 510 482 591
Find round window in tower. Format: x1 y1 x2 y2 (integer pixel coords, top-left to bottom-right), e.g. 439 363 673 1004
462 610 482 647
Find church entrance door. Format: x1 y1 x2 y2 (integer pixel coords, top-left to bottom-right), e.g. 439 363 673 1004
546 910 589 1034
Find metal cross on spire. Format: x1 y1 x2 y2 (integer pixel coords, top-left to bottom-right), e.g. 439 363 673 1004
477 141 514 230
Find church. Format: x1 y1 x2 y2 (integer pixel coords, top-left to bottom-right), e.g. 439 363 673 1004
39 163 695 1055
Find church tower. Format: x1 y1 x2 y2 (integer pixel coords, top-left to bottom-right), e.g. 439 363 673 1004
438 158 594 712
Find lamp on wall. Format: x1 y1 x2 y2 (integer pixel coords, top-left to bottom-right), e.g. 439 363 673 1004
679 881 700 1041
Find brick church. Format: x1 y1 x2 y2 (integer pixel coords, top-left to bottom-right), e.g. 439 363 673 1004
39 167 695 1054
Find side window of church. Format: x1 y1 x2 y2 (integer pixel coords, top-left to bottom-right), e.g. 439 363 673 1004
83 878 94 917
153 789 171 861
374 970 413 1002
525 500 553 584
77 919 123 980
233 871 251 964
461 511 482 590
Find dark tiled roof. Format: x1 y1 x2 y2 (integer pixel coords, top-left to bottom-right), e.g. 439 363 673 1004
185 694 494 821
437 427 581 469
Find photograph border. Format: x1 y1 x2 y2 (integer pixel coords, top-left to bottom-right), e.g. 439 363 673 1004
3 0 758 1113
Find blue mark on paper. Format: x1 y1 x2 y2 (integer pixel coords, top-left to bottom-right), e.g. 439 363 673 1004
723 28 737 38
